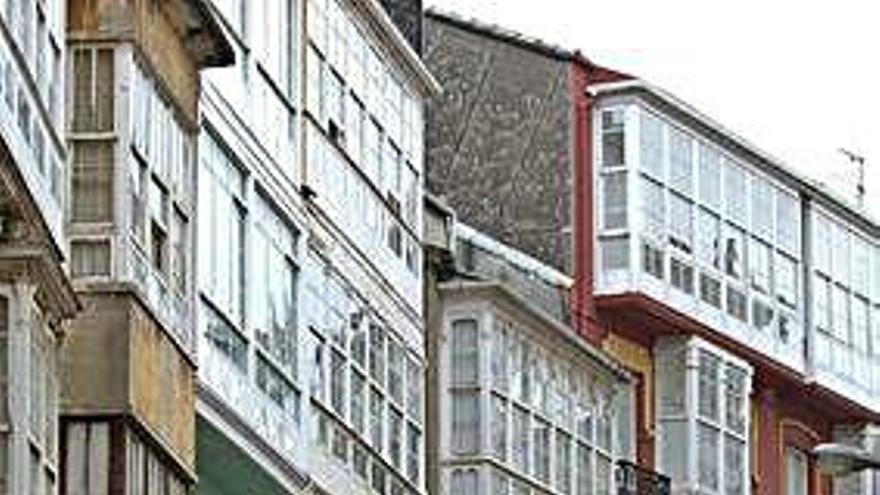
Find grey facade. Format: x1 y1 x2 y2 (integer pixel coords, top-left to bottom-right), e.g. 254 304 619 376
423 11 577 273
379 0 424 53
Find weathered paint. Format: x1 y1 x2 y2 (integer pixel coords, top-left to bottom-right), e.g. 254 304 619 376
61 293 196 472
67 0 203 124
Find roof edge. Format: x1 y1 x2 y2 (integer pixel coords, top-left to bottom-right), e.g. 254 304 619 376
590 79 880 235
183 0 236 68
426 7 574 61
359 0 442 96
439 279 632 383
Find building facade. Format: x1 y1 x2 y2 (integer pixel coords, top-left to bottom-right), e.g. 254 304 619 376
421 9 880 495
0 0 79 492
60 0 232 493
587 81 880 495
194 0 439 493
423 202 643 495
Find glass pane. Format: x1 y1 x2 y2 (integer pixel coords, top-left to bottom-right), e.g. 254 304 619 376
699 144 722 209
512 406 529 472
724 161 747 226
669 193 693 253
698 423 720 490
697 208 721 269
698 351 720 420
641 176 665 241
785 448 808 495
451 319 479 386
602 109 625 167
491 319 509 392
640 110 664 179
725 365 747 434
577 443 593 495
533 419 551 482
725 436 746 495
451 391 480 454
751 178 774 240
668 127 693 195
491 395 507 461
723 223 746 280
556 431 572 494
660 420 688 485
602 237 630 272
602 172 628 230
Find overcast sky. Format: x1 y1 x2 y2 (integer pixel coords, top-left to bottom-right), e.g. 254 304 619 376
427 0 880 218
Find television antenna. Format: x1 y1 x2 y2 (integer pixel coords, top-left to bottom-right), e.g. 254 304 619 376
838 148 867 207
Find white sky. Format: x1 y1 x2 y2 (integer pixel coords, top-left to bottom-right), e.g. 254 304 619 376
427 0 880 218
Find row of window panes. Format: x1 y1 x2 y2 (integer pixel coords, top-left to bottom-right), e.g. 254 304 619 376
631 108 801 256
811 211 880 386
126 429 188 495
126 62 195 296
814 274 880 358
634 236 801 346
1 43 63 202
68 47 116 226
308 124 421 278
305 0 424 171
129 61 193 203
599 108 803 346
252 69 298 176
449 462 613 495
210 0 298 99
306 258 423 484
488 318 613 444
307 0 422 164
813 211 880 302
450 318 616 494
315 408 419 495
306 45 421 229
198 131 302 418
28 312 58 464
3 0 63 127
656 343 750 495
125 156 190 294
201 300 303 422
599 108 801 280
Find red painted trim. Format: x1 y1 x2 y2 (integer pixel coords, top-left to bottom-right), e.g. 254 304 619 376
571 61 599 342
596 292 880 424
756 390 782 495
569 58 632 344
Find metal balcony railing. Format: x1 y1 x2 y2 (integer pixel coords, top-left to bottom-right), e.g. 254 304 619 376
616 459 671 495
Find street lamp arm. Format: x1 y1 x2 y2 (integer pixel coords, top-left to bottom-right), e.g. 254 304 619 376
814 443 880 477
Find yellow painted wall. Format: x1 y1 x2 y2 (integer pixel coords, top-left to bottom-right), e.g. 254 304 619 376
603 333 653 424
602 333 654 463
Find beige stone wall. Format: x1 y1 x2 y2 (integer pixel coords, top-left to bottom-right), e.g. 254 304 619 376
61 293 196 471
128 300 196 469
60 293 131 414
133 0 200 121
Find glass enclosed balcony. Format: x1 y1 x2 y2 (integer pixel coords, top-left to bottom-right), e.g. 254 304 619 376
593 101 805 374
809 206 880 410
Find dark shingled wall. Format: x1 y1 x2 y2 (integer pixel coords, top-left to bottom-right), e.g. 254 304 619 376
378 0 424 54
423 14 575 273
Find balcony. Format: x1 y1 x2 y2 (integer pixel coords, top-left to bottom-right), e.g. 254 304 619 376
593 101 806 375
129 242 194 354
616 460 671 495
199 343 303 463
